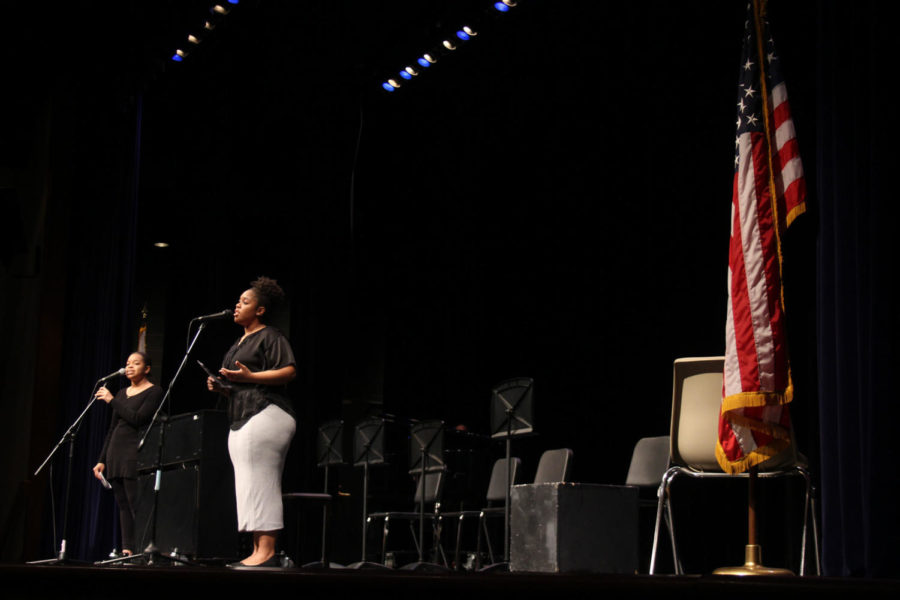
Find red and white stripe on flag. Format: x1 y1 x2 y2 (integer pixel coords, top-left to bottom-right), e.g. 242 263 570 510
716 0 806 474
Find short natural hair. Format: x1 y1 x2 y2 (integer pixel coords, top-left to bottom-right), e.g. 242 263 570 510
250 276 285 319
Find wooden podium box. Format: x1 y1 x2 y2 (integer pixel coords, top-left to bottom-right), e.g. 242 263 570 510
510 482 638 574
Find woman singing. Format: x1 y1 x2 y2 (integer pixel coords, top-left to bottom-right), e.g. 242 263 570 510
92 351 161 557
207 276 297 568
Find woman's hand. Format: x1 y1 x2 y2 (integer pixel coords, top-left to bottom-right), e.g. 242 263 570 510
95 386 113 404
219 363 296 386
207 375 230 396
219 361 253 383
92 463 105 481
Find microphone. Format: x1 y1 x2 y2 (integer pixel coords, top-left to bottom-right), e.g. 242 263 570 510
192 309 232 322
97 368 126 383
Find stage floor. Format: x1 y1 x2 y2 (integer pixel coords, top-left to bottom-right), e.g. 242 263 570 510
3 563 899 600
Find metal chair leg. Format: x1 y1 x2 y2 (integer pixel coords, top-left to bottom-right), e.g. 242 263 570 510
408 520 421 556
809 494 821 575
481 513 496 565
475 514 483 568
650 468 675 574
381 517 390 565
433 516 448 567
455 515 465 570
799 469 810 576
665 487 682 574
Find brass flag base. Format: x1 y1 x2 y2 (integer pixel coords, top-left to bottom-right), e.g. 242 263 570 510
713 545 794 576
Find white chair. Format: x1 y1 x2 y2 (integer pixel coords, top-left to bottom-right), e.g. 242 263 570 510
648 357 821 575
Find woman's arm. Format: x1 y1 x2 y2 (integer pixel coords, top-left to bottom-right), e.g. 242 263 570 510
219 362 296 386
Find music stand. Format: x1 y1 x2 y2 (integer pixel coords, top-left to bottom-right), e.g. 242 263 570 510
399 420 448 572
485 377 534 571
346 417 391 569
296 419 344 568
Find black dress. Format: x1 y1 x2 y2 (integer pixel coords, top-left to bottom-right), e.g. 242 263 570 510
97 384 161 552
97 385 161 479
220 326 296 430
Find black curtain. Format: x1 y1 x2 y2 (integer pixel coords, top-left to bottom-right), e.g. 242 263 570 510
815 1 900 578
23 1 900 576
39 92 143 562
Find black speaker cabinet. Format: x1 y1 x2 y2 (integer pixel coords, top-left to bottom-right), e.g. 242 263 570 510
133 410 237 559
510 482 638 574
134 461 237 559
137 410 230 471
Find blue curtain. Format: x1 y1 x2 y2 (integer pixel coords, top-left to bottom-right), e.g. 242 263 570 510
816 1 900 578
40 94 142 562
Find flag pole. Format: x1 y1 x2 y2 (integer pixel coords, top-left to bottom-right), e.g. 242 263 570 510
713 466 793 576
713 0 795 576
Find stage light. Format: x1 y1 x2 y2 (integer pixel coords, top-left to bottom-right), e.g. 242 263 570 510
153 242 170 248
188 34 202 44
203 20 216 31
172 48 188 61
382 76 405 92
377 1 519 95
212 4 231 15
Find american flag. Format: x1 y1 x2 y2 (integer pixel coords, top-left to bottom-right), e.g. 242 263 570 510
716 0 807 474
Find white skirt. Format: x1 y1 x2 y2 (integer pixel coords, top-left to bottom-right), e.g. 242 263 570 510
227 403 296 532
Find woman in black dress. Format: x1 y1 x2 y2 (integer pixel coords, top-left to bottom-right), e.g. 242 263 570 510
92 351 161 556
207 276 296 568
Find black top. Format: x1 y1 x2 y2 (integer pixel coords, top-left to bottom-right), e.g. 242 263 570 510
221 326 296 430
98 385 161 479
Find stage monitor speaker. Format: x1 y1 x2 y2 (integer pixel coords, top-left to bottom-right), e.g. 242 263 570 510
510 482 638 574
137 410 230 471
133 409 237 559
134 462 237 559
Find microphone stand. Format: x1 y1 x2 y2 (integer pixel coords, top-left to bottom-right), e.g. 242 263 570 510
98 321 209 567
29 379 110 565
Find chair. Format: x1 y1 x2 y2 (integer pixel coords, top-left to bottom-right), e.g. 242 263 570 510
533 447 574 483
624 435 673 572
366 468 447 567
281 492 334 567
648 357 821 575
625 436 670 491
477 448 572 567
439 457 521 570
